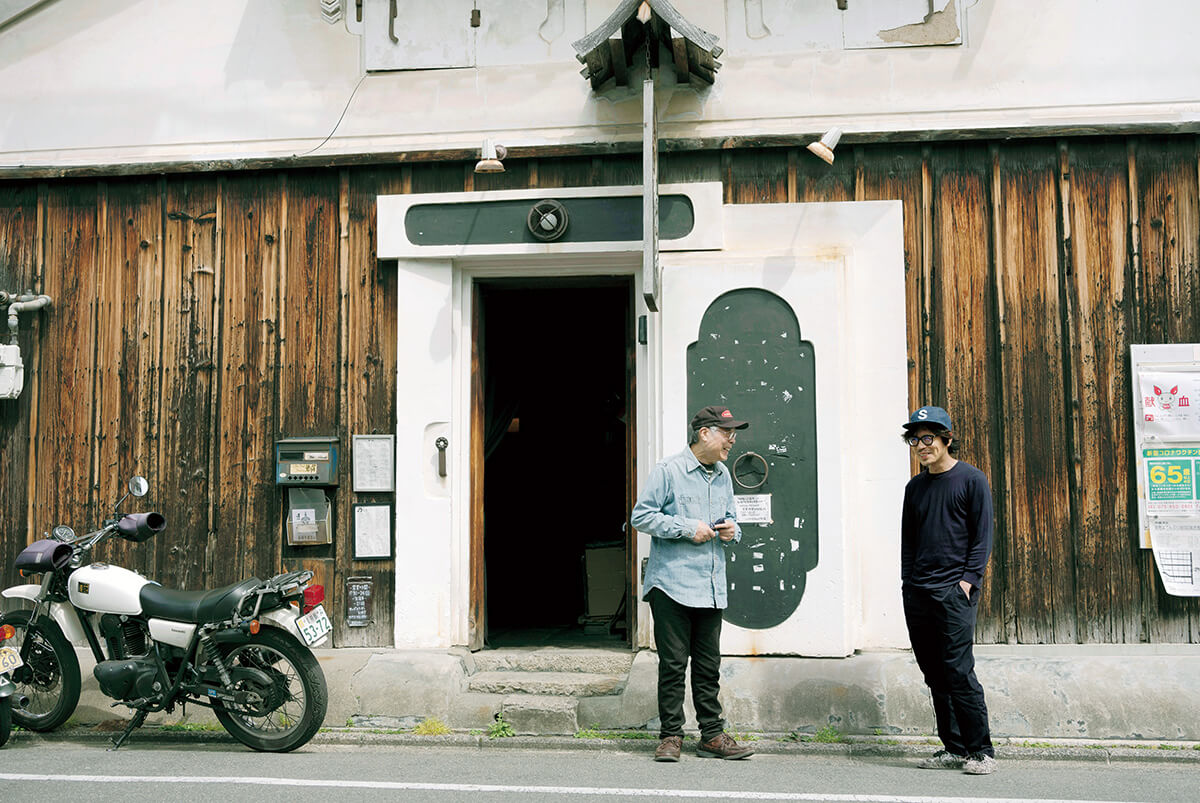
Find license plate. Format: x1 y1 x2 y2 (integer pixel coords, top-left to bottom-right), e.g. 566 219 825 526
0 645 22 673
296 605 331 646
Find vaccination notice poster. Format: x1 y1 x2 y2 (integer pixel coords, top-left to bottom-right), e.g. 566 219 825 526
1142 446 1200 515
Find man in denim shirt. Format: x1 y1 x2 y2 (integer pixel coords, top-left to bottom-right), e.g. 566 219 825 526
632 405 754 762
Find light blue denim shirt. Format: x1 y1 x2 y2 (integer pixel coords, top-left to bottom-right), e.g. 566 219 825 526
632 447 742 609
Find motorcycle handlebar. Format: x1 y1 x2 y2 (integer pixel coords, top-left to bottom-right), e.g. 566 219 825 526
116 511 166 542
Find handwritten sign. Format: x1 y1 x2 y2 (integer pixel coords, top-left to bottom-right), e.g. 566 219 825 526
734 494 772 524
346 576 373 628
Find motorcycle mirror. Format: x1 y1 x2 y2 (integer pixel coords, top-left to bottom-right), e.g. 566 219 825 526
128 476 149 497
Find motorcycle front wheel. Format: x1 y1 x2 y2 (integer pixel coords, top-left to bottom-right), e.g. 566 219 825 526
0 694 11 747
0 610 81 732
212 626 327 752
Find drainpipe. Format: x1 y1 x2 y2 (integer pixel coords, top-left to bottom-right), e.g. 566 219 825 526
6 292 52 343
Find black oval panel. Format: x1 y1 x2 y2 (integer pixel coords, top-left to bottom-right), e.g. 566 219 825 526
687 288 818 630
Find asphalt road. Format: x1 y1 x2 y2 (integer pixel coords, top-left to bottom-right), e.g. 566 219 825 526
0 739 1196 803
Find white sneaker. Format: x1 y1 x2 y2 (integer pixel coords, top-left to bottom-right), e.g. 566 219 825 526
963 753 997 775
917 750 966 770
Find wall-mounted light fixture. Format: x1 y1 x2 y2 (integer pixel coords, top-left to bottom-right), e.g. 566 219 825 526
474 138 507 174
806 127 843 165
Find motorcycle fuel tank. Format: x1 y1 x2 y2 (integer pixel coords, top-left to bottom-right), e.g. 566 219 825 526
68 563 154 615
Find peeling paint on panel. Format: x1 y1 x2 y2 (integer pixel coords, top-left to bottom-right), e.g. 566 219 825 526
877 0 959 46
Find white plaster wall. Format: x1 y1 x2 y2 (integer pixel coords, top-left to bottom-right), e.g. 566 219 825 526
393 259 455 648
2 0 1198 168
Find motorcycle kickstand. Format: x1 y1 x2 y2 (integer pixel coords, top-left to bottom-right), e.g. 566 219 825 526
108 708 149 751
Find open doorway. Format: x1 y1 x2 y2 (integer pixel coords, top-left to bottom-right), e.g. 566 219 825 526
474 278 634 649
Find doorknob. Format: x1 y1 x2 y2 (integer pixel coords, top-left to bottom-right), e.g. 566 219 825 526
435 437 448 477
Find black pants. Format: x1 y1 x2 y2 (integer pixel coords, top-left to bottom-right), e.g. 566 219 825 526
902 584 994 758
648 588 725 740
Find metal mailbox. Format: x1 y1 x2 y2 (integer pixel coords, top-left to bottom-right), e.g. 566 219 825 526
275 437 339 486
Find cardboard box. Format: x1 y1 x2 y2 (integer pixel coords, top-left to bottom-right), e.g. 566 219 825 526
584 545 625 618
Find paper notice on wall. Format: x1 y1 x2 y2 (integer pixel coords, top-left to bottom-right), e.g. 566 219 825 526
289 507 319 543
1142 446 1200 515
1149 517 1200 596
734 494 772 524
1138 370 1200 439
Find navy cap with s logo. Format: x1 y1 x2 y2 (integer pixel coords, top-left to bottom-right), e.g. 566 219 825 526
903 405 953 432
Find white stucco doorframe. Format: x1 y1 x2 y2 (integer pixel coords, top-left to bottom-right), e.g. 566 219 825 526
380 184 722 649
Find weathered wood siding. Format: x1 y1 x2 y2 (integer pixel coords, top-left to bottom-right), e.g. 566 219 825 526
0 134 1198 644
0 171 398 646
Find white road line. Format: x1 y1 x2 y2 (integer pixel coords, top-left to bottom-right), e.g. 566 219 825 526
0 773 1149 803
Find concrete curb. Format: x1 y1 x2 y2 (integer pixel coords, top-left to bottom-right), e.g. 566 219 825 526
10 727 1200 764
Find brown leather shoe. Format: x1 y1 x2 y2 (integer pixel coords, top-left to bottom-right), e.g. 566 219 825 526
654 735 682 762
696 732 755 760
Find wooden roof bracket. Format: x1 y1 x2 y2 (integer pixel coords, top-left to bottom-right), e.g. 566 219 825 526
571 0 723 87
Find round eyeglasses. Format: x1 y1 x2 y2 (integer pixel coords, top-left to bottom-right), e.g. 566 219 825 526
906 434 939 447
717 427 737 442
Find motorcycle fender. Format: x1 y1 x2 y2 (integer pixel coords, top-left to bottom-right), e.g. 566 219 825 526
0 583 41 602
0 586 88 646
260 607 329 648
0 676 15 698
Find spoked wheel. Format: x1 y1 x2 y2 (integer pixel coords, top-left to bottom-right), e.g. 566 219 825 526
212 627 327 752
0 610 81 732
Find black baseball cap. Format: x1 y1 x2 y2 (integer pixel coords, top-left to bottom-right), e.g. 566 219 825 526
691 405 750 431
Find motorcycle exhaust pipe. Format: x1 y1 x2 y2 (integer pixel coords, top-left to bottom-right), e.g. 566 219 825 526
117 512 167 542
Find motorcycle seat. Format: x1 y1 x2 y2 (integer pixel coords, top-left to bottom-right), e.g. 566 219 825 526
139 578 262 624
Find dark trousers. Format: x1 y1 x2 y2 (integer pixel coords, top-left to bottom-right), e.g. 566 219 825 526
902 584 994 758
648 588 725 740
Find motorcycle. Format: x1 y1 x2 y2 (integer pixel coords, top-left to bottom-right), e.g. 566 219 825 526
0 476 331 751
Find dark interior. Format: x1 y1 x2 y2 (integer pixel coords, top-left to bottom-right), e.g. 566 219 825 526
479 279 631 648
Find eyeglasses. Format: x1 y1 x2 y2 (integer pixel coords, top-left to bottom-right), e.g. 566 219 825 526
906 434 939 447
716 427 737 443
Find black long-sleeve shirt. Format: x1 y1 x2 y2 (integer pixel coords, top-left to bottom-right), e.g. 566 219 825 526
901 460 994 589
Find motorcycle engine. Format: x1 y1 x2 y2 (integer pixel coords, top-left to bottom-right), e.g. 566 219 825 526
94 656 160 701
100 613 149 658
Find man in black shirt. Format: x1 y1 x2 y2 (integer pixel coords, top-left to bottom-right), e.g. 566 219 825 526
900 405 996 775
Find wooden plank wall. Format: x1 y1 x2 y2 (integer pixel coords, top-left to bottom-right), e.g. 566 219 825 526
0 134 1197 644
0 170 398 646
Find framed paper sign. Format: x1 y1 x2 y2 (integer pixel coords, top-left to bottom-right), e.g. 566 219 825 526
353 503 393 561
352 434 395 492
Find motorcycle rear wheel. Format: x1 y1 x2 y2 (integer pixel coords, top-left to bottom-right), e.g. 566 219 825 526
211 626 327 752
0 694 11 747
0 610 81 732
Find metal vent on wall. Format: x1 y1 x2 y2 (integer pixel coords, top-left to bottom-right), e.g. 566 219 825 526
527 200 569 242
